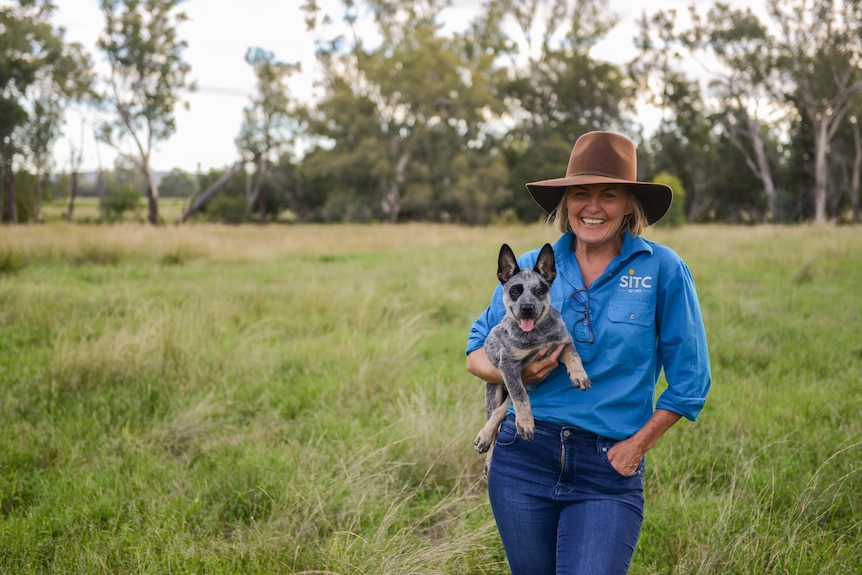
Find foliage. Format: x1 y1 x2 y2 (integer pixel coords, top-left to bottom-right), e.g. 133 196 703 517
5 0 862 225
303 0 509 223
0 0 92 223
651 171 685 228
235 47 302 222
159 167 198 198
188 166 249 223
636 0 862 224
102 183 141 222
205 193 247 225
0 223 860 573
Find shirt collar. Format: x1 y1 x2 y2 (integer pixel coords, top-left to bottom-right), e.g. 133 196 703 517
553 230 653 289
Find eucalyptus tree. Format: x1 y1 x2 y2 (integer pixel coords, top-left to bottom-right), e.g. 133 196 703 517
302 0 506 222
679 3 786 222
235 47 301 222
630 7 724 221
0 0 91 224
828 96 862 222
768 0 862 223
96 0 192 224
20 41 92 224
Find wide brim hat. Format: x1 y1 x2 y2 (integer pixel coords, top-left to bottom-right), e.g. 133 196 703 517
526 131 673 225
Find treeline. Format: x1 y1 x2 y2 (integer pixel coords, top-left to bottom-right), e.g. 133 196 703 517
3 0 862 225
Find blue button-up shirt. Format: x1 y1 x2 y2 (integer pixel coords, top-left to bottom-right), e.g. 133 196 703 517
466 230 712 440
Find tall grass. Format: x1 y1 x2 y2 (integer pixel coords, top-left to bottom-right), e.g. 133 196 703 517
1 223 860 574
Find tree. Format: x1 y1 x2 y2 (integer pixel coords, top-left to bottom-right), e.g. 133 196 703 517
97 0 192 224
681 3 784 222
20 38 92 223
0 0 91 224
304 0 506 223
769 0 862 223
235 47 301 223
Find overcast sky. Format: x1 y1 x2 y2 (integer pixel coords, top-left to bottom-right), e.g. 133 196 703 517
49 0 764 174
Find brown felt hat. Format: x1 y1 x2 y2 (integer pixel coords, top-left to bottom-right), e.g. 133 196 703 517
526 131 673 225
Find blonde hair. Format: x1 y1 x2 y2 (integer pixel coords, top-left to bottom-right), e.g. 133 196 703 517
550 186 648 237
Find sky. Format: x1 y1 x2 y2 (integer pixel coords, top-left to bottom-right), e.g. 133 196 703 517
47 0 765 174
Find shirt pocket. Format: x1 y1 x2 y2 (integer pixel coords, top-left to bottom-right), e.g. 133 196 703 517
605 302 656 365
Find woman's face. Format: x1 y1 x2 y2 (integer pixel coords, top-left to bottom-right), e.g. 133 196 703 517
565 184 632 247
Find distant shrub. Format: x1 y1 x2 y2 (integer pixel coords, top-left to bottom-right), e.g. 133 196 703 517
652 171 686 228
206 194 247 224
103 185 142 222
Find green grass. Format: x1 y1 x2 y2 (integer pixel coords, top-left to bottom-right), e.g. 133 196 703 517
0 223 860 574
39 197 190 224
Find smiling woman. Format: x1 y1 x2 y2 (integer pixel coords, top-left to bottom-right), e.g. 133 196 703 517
466 131 711 575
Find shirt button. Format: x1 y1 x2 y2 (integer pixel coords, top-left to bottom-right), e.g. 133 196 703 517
630 314 636 319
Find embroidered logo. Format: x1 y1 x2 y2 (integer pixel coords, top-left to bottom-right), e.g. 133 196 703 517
619 268 653 292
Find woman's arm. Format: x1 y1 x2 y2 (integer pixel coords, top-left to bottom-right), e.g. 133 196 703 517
606 409 682 475
466 345 566 385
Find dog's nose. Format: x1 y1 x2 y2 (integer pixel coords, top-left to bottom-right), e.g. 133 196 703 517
520 303 535 317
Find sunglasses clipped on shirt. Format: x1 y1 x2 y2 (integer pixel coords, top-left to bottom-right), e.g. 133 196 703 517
570 289 594 344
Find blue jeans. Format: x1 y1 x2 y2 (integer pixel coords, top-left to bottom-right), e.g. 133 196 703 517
488 415 645 575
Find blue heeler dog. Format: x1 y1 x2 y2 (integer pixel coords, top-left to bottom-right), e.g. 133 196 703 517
474 243 591 473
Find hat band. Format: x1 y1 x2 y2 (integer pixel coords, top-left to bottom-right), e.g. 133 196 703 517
568 169 634 181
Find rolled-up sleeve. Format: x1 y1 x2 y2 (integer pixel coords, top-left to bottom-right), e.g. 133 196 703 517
655 257 712 421
466 284 505 355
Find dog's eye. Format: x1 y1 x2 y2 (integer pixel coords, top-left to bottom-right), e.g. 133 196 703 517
533 285 548 297
509 284 523 298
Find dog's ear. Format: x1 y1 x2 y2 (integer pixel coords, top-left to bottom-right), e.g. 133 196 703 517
497 244 519 284
534 243 557 283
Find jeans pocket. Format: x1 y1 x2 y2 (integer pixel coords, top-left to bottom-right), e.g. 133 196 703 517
495 420 518 447
599 439 645 480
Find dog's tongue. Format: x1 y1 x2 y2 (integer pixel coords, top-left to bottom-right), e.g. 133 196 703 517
520 318 535 332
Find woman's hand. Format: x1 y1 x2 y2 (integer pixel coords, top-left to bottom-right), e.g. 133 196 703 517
466 344 565 385
607 409 683 476
606 438 644 476
521 344 565 384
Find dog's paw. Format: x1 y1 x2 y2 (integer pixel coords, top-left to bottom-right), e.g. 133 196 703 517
515 415 535 441
571 376 591 391
474 433 493 454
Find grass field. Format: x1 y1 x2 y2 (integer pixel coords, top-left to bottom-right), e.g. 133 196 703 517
1 223 860 574
39 197 191 224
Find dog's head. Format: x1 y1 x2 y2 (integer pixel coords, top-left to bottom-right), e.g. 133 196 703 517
497 243 557 333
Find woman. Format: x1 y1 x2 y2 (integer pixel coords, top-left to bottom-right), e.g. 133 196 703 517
466 131 711 575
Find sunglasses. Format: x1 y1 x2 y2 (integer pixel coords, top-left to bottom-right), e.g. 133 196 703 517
570 290 594 344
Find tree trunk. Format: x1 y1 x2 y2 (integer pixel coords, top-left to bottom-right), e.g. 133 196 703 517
67 170 78 222
730 110 779 223
747 120 777 223
382 149 409 223
144 163 160 224
2 151 16 224
177 160 246 223
97 170 106 224
243 161 260 223
813 119 829 223
852 121 861 224
34 168 43 224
